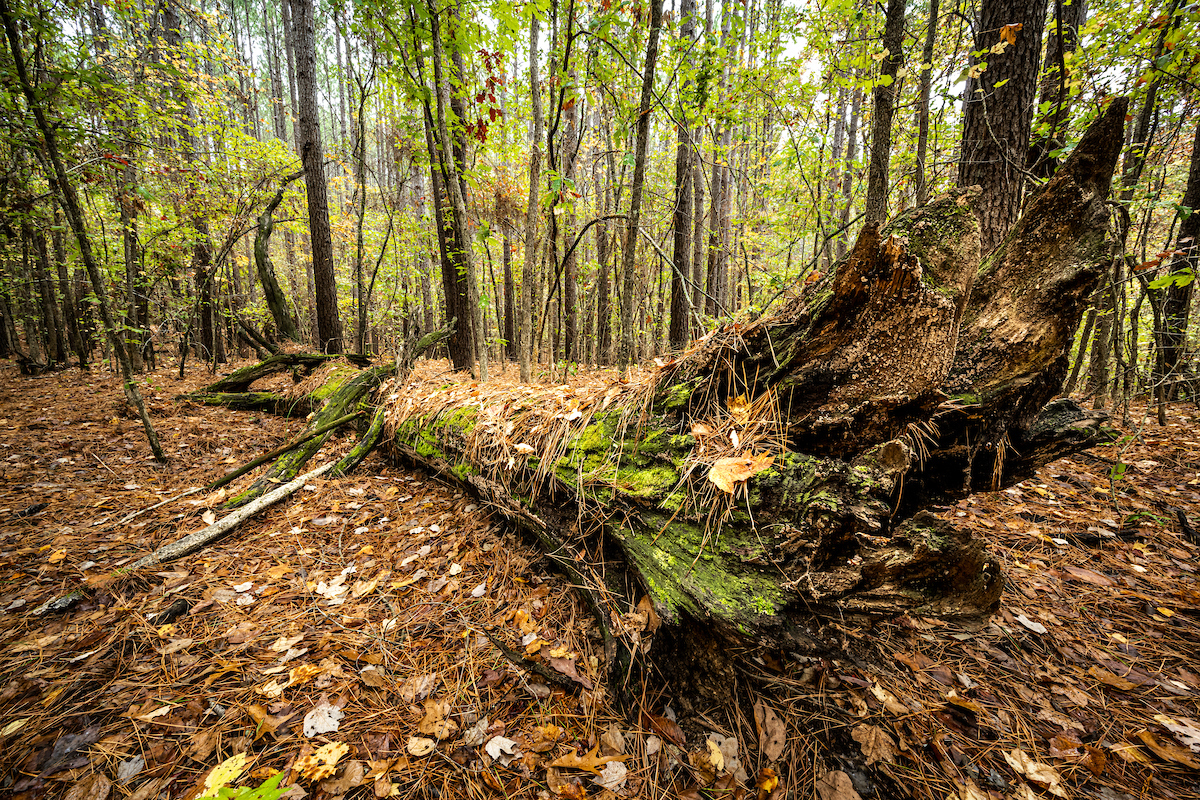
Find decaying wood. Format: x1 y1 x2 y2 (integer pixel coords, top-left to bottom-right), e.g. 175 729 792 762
189 103 1127 681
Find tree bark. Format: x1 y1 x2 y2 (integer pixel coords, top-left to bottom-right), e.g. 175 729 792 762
255 172 303 342
618 0 665 366
669 0 697 352
519 10 544 381
863 0 905 226
290 0 344 354
957 0 1048 254
1159 117 1200 397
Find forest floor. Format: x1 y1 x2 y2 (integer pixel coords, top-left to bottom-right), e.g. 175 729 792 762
0 358 1198 800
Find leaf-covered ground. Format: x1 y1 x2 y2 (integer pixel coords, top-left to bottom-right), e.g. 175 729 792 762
0 360 1197 800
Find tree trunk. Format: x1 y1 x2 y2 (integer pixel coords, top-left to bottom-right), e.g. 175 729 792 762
957 0 1048 254
863 0 905 226
618 0 664 367
669 0 697 352
914 0 939 206
290 0 343 354
1159 117 1200 397
254 172 303 343
519 9 544 381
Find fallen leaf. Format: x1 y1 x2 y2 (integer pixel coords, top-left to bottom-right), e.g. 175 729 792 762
1061 566 1114 587
247 704 293 741
397 673 438 703
754 768 779 798
547 656 593 689
708 452 775 494
198 753 248 796
318 760 365 794
1088 665 1138 691
63 773 111 800
1014 614 1047 634
600 723 625 755
1003 749 1067 798
592 761 628 791
1135 730 1200 768
202 510 216 525
869 684 909 715
706 737 725 773
527 724 562 753
549 743 624 775
851 724 895 765
1154 714 1200 753
644 711 686 747
295 742 350 782
406 737 436 757
303 700 344 737
462 717 489 747
754 701 787 761
484 735 519 765
48 549 66 564
360 666 388 688
417 698 458 740
815 770 862 800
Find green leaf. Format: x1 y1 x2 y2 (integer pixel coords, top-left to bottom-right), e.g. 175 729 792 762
993 77 1010 88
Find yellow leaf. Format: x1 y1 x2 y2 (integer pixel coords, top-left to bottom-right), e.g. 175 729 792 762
198 753 249 799
727 394 751 426
47 549 66 564
295 742 350 783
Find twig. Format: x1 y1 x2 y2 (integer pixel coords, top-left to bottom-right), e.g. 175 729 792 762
117 487 203 526
127 461 336 570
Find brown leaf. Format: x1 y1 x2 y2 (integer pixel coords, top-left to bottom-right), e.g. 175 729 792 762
548 744 624 775
1088 665 1138 691
417 698 458 740
708 453 774 494
63 773 111 800
1135 730 1200 769
815 770 862 800
753 701 787 761
546 656 593 689
1003 749 1067 798
643 712 686 747
1061 565 1114 587
398 673 439 702
850 724 895 765
636 595 661 635
527 724 563 753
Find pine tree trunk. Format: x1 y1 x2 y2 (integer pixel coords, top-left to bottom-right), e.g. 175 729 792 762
863 0 905 226
618 0 665 367
957 0 1048 254
290 0 343 354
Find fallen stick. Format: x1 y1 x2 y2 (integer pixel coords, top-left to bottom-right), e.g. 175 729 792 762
128 461 335 570
117 487 204 526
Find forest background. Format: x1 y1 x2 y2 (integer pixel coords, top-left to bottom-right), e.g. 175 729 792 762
0 0 1196 423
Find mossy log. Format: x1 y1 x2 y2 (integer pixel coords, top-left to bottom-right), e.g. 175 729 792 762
191 104 1126 676
381 101 1126 656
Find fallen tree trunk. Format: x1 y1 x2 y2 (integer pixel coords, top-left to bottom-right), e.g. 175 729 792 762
382 101 1126 647
191 102 1126 686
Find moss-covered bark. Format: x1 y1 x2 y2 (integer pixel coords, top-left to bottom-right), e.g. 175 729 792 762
193 106 1127 674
